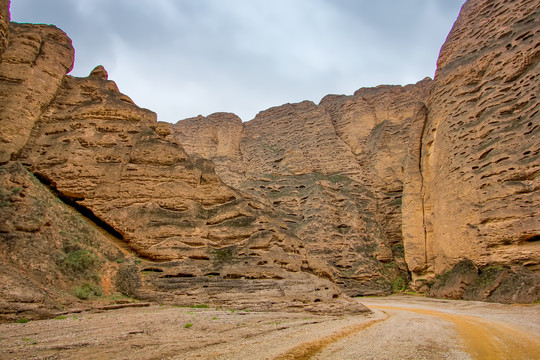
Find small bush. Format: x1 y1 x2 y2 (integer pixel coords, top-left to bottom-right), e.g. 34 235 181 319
190 304 209 309
184 323 193 328
62 249 99 275
73 283 103 300
115 264 141 297
391 276 406 292
54 316 68 320
16 318 29 324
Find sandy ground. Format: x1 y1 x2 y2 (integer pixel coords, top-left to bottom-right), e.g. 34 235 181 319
0 296 538 360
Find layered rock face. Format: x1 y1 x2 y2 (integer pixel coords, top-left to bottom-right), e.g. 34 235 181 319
0 0 539 313
0 0 368 316
15 66 358 312
0 21 73 163
174 81 432 295
0 0 9 56
403 0 540 281
0 161 126 321
174 0 539 301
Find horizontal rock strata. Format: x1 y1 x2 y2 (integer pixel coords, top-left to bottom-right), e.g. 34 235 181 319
0 21 73 163
13 61 365 312
0 0 538 314
174 80 432 296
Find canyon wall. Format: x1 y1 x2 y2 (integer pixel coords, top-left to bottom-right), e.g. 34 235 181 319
0 0 538 320
174 0 539 299
17 65 357 312
0 1 366 320
173 80 432 295
403 0 539 285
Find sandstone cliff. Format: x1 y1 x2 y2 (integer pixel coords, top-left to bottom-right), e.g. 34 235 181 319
173 81 432 296
0 1 367 320
174 0 539 301
0 0 9 57
403 0 539 290
0 21 73 163
0 0 538 320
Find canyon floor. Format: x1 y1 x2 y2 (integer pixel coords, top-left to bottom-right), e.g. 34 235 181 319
0 296 538 360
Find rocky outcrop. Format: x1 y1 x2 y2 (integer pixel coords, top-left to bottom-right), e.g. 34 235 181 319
0 21 73 163
427 259 479 299
174 0 539 302
403 0 540 283
0 0 9 57
0 161 127 321
321 80 432 260
428 259 539 304
0 0 538 311
0 0 369 316
14 65 365 313
174 81 432 296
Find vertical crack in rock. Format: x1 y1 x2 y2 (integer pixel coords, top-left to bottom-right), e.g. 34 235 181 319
417 106 429 269
402 103 431 280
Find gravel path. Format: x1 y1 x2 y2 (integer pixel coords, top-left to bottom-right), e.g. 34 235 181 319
0 296 538 360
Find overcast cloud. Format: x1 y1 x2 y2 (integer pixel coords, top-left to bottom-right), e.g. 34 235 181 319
10 0 465 122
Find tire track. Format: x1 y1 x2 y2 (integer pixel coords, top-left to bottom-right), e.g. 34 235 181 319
272 312 390 360
369 305 540 360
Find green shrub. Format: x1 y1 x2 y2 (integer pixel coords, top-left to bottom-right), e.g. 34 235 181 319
184 323 193 328
190 304 209 309
73 283 103 300
16 318 29 324
62 249 99 275
391 276 406 292
115 264 141 297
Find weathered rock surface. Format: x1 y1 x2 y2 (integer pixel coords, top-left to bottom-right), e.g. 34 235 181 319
429 259 540 304
403 0 540 281
0 0 9 57
463 265 540 304
174 81 432 296
174 0 539 302
0 21 73 163
0 0 539 312
0 161 126 321
428 259 479 300
13 64 365 313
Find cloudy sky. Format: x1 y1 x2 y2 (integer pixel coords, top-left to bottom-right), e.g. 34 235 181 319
10 0 465 123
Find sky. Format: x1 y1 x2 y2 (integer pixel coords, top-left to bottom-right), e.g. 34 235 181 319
10 0 465 123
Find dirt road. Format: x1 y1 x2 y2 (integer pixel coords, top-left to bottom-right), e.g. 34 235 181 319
313 296 540 360
0 296 538 359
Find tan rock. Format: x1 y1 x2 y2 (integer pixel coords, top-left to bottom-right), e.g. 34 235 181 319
16 65 359 311
402 104 430 276
0 22 73 163
2 0 538 308
405 0 540 279
0 0 9 57
174 81 432 296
